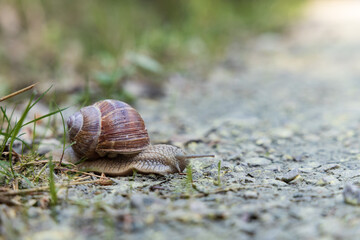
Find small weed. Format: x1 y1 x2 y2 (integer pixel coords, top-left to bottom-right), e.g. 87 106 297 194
48 156 58 206
132 169 137 181
129 169 138 192
214 160 222 186
186 164 193 184
186 164 193 192
54 102 67 164
31 114 37 153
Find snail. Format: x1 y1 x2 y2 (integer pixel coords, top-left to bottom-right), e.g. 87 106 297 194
61 99 214 176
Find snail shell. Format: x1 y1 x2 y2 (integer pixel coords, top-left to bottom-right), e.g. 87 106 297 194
67 100 150 159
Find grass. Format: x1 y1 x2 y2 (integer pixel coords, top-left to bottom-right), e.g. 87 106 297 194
214 160 222 186
48 156 57 206
54 102 67 164
186 164 193 192
129 169 138 192
0 85 67 194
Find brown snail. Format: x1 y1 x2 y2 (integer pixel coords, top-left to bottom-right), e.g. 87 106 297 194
62 99 214 176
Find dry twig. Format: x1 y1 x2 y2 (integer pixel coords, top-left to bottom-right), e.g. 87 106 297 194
0 196 21 206
0 179 112 197
18 160 76 168
0 83 37 102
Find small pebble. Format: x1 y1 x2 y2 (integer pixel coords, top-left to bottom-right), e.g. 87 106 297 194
189 200 208 214
265 179 288 187
341 170 360 179
245 157 271 167
290 175 303 185
220 161 234 171
318 164 340 172
282 154 294 161
130 194 163 210
279 168 300 183
271 128 293 138
247 169 263 178
303 134 320 142
343 183 360 205
234 166 245 172
37 138 62 155
316 176 340 186
243 190 258 199
255 137 271 146
227 153 243 161
294 153 309 162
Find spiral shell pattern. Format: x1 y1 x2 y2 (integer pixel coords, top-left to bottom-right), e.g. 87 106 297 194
67 99 150 159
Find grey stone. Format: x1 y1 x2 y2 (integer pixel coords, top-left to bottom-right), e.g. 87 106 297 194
343 183 360 205
318 164 340 172
316 176 340 186
279 168 300 183
245 157 271 167
130 194 165 210
265 179 288 187
37 138 62 155
270 128 294 138
243 191 258 199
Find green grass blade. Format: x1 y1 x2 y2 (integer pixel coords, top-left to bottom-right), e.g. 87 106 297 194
29 85 53 109
48 157 58 206
54 103 67 164
15 173 34 188
0 161 11 177
22 107 68 127
0 106 7 129
32 114 37 152
0 106 17 153
8 95 35 176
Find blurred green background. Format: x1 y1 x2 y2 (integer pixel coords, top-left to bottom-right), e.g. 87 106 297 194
0 0 304 104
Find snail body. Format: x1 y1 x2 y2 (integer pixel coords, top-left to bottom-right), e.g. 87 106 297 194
64 99 213 176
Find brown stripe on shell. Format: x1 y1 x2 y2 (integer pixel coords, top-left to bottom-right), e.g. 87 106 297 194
95 100 150 154
94 99 129 117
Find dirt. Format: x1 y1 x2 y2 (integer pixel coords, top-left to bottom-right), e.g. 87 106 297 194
3 1 360 239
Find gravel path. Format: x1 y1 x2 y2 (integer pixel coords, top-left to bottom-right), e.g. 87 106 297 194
3 1 360 239
135 2 360 239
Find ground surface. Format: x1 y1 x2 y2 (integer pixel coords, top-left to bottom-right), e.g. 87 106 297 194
3 1 360 239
